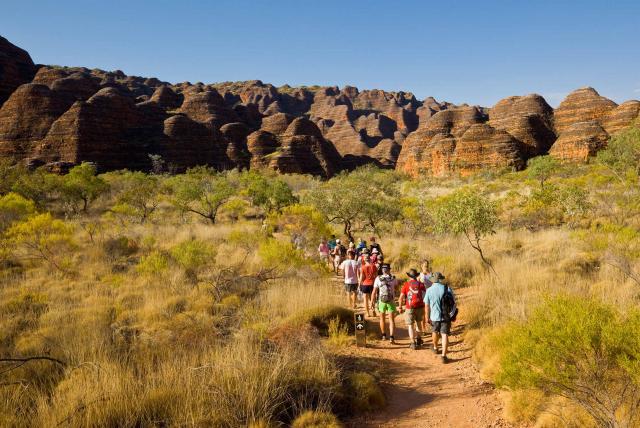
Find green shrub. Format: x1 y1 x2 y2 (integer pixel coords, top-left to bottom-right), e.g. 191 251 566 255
170 239 216 282
136 251 169 275
0 192 36 231
291 410 343 428
492 295 640 427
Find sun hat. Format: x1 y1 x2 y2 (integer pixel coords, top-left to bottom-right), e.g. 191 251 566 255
406 268 419 279
336 239 341 244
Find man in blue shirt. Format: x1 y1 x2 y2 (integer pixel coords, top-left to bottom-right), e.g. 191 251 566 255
424 272 456 363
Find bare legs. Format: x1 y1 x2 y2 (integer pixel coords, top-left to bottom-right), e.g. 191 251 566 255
378 312 396 338
432 332 449 357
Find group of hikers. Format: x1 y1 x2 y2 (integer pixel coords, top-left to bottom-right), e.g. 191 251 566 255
318 236 458 363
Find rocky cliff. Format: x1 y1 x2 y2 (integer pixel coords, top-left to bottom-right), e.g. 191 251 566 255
0 36 639 177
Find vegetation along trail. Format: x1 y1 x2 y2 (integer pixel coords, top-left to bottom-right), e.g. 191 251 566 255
339 281 513 428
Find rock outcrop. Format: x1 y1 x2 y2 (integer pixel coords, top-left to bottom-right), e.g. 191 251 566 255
488 94 556 158
0 36 37 107
1 36 640 176
549 121 609 162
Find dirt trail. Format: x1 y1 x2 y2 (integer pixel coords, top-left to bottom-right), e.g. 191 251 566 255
338 282 513 428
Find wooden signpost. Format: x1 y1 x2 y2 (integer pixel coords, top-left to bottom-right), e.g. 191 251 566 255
355 312 366 347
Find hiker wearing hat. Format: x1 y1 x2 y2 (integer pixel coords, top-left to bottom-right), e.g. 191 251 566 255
371 263 398 343
358 254 378 317
424 272 458 363
370 248 379 264
398 268 427 350
369 237 383 257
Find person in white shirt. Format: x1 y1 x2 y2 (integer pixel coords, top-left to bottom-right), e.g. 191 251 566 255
339 250 359 309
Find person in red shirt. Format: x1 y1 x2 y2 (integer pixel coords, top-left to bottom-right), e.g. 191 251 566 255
398 268 426 350
358 254 378 317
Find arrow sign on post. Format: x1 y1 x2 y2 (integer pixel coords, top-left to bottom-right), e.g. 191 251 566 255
354 312 367 347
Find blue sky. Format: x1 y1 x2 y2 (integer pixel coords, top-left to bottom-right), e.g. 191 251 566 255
2 0 639 107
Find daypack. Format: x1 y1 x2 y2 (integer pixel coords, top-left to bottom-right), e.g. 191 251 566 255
440 284 458 322
406 280 425 309
338 245 347 257
378 275 394 303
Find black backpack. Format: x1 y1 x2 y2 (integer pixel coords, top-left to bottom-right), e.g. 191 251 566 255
440 285 458 322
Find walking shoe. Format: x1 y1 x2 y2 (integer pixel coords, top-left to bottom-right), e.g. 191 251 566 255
381 334 387 341
442 355 449 364
389 335 395 344
432 347 439 355
409 342 417 350
416 336 423 347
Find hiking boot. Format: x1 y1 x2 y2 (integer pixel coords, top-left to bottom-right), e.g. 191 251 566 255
381 334 387 341
416 336 423 347
442 355 449 364
409 342 417 350
432 347 439 355
389 335 395 344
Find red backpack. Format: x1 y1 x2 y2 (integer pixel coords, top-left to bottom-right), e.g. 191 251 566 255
406 280 425 309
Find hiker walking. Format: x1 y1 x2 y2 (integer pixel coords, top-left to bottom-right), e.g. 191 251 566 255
371 263 397 343
424 272 458 363
358 254 378 317
332 239 346 274
356 238 367 257
418 261 433 334
369 237 383 257
339 250 359 309
398 268 426 350
318 238 330 267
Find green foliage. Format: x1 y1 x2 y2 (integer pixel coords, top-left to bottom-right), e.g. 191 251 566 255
493 295 640 427
11 167 59 209
291 411 343 428
271 204 332 250
5 213 75 271
522 183 590 228
0 160 26 195
258 238 308 271
166 167 235 224
0 192 36 232
221 197 250 221
597 123 640 178
60 162 109 212
104 171 160 222
136 251 169 275
169 239 216 282
345 372 385 412
433 188 498 266
527 155 559 189
304 166 401 241
241 171 297 213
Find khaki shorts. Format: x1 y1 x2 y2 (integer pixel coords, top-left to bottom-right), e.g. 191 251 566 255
405 307 425 325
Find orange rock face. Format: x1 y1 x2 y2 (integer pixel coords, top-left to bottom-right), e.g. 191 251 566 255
2 36 640 176
549 121 609 162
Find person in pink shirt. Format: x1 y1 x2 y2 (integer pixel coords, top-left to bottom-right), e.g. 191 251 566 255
318 238 330 267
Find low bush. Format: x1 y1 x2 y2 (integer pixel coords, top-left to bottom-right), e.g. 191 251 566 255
345 372 386 412
287 305 354 337
291 410 343 428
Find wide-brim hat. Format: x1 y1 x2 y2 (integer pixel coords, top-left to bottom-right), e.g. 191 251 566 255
406 268 419 279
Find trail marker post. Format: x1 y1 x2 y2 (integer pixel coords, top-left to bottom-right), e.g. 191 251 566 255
354 312 366 347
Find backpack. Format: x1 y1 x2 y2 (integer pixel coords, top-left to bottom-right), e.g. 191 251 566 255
406 280 425 309
440 285 458 322
378 275 394 303
339 245 347 257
